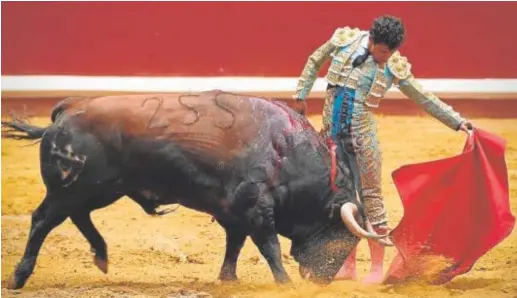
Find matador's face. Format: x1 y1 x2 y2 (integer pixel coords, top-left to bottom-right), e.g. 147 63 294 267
369 39 397 64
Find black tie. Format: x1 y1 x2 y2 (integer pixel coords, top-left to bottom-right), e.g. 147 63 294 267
352 50 371 68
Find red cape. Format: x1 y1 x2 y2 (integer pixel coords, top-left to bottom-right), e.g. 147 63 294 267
384 128 515 284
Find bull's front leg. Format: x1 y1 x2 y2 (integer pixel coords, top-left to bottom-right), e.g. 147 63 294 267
245 182 291 284
250 229 291 284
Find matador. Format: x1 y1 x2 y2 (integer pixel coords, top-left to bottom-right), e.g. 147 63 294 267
291 15 473 284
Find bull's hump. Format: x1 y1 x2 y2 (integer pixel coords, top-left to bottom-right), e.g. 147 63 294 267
79 93 268 159
75 91 302 151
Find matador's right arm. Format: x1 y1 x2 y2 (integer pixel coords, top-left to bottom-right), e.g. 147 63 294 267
295 27 358 100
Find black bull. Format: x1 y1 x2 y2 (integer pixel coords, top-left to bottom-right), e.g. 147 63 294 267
2 90 392 289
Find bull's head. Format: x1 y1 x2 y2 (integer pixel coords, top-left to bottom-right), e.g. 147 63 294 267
292 202 393 284
279 132 393 283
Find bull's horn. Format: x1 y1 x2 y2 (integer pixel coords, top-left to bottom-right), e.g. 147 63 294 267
340 202 386 240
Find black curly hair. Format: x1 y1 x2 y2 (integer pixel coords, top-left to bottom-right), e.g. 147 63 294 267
369 15 406 50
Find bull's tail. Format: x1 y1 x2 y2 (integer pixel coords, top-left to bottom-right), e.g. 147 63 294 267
2 96 85 141
1 118 48 140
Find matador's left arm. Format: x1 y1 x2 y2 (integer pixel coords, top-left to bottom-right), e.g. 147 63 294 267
388 52 466 131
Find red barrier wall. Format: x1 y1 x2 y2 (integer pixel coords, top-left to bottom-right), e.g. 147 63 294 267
2 2 517 78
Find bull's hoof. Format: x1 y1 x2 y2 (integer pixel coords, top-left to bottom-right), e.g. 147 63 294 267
6 273 25 290
218 273 238 282
274 275 291 284
219 279 240 285
94 256 108 274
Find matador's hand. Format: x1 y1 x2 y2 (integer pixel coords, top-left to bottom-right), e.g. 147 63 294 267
458 120 474 135
291 98 307 116
374 224 392 235
372 224 394 246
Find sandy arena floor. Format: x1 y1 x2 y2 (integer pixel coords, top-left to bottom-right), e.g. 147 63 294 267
2 113 517 298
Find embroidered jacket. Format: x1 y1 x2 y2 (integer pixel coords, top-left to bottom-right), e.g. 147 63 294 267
294 26 465 130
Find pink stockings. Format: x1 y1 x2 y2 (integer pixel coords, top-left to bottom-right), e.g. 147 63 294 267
335 229 385 284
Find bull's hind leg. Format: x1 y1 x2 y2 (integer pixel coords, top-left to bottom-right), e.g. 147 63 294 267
68 190 127 274
8 195 68 290
70 212 108 273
